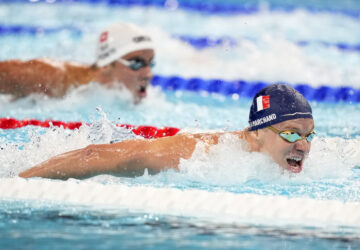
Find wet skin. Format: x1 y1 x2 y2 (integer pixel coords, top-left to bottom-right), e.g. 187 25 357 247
255 118 314 173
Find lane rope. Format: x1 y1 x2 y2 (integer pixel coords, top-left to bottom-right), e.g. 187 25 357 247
2 0 360 18
1 24 360 54
152 75 360 103
0 117 180 138
0 24 82 36
1 178 360 229
0 73 357 103
176 35 360 52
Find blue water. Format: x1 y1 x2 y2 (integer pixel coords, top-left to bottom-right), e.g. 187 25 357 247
2 201 359 250
1 1 360 249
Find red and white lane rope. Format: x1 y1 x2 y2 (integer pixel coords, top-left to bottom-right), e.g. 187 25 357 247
0 117 180 139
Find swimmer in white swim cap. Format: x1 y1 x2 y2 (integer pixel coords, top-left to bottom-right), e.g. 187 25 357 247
20 84 315 179
0 23 155 104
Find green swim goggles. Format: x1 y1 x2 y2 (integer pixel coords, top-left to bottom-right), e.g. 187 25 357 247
268 126 315 143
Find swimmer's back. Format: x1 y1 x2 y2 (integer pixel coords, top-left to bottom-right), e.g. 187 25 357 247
0 59 93 98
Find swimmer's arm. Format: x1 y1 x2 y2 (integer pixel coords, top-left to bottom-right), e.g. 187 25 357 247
0 59 67 97
18 134 199 180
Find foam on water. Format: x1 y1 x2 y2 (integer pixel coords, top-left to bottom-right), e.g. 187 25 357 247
179 135 360 187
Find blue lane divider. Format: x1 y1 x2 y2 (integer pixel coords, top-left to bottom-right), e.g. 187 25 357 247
176 35 238 50
1 24 359 53
151 75 360 103
1 0 359 18
0 25 82 36
177 35 360 52
297 41 360 53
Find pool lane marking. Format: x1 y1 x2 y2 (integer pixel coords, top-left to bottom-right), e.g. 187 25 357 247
1 177 360 229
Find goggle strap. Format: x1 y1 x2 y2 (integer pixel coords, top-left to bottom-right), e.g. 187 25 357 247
116 58 131 67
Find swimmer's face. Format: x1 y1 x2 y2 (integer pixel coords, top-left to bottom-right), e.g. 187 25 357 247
256 118 314 173
110 49 154 103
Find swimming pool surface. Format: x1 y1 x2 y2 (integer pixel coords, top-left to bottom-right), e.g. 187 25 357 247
0 1 360 249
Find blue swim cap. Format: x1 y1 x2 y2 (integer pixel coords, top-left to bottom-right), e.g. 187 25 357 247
248 84 313 131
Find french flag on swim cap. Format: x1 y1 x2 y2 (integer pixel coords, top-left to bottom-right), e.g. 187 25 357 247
100 31 108 43
256 95 270 111
248 84 313 131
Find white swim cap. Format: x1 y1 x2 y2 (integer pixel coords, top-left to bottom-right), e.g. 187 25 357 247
95 23 154 67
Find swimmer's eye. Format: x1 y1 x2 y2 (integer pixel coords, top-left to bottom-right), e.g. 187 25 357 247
305 131 316 142
279 131 302 143
118 57 155 71
149 60 156 68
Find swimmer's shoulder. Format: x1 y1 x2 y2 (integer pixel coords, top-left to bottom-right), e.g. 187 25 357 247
0 58 66 73
0 58 93 85
63 61 95 85
34 58 66 70
32 59 95 87
0 58 68 97
0 58 89 71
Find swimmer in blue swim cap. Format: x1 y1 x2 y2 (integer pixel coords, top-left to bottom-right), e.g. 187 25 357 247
0 23 155 104
246 84 314 173
19 84 315 179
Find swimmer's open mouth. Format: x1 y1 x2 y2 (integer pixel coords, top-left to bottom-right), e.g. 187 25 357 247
286 155 303 173
138 85 147 98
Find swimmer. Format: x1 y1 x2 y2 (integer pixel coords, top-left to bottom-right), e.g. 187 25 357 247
19 84 315 179
0 23 155 104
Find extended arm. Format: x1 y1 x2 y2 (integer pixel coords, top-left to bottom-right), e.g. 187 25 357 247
0 59 68 97
19 134 199 180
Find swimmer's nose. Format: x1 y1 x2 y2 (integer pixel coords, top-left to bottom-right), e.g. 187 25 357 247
294 138 310 154
140 66 153 80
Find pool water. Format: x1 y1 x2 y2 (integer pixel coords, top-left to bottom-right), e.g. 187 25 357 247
0 1 360 249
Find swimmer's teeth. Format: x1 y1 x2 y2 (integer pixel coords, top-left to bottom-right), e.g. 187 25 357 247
286 156 302 166
289 156 302 161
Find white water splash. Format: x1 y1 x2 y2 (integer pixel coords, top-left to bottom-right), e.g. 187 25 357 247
178 134 359 185
179 133 282 184
0 109 137 177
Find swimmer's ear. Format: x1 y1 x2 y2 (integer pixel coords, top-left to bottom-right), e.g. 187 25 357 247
255 129 267 147
245 128 259 138
245 129 262 151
